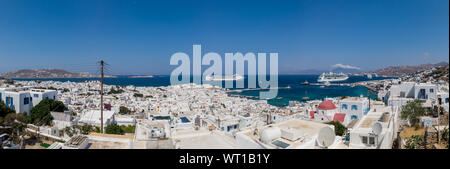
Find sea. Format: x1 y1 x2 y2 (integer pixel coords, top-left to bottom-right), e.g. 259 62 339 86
13 75 395 107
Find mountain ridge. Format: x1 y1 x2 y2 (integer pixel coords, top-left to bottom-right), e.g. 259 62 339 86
0 69 96 79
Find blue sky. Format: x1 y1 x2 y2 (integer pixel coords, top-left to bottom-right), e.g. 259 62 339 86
0 0 448 75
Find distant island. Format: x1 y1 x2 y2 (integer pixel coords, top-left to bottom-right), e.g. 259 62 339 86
0 69 97 79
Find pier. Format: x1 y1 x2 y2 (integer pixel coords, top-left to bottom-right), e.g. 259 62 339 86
308 80 382 92
226 86 291 93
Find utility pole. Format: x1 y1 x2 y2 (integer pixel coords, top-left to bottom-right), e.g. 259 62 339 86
100 60 104 133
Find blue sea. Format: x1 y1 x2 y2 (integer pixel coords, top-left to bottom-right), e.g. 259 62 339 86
13 75 395 107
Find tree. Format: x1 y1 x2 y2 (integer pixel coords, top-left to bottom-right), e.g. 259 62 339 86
0 101 15 118
27 98 67 126
3 113 27 138
4 113 26 124
400 100 425 126
79 124 96 135
105 124 124 135
119 106 131 115
325 121 347 136
120 125 136 134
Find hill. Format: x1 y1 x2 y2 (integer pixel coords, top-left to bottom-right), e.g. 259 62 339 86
0 69 96 79
366 62 448 77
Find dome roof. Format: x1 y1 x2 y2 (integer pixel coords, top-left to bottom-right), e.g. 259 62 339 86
260 126 281 144
318 100 336 110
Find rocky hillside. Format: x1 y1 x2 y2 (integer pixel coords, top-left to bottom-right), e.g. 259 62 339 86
0 69 96 78
366 62 448 77
415 64 449 82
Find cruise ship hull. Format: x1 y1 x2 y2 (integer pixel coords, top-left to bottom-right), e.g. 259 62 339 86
317 76 349 82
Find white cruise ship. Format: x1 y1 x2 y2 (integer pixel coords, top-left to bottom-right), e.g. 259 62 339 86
317 72 349 82
205 74 244 81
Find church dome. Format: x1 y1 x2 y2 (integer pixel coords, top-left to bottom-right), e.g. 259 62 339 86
318 100 337 110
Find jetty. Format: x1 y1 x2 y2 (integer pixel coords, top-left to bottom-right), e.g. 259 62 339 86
226 86 291 93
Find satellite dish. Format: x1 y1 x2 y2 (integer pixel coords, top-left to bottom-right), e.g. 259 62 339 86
372 122 382 135
318 126 335 148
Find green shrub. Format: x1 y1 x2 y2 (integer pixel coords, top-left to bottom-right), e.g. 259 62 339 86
27 98 67 125
105 124 124 135
325 121 347 136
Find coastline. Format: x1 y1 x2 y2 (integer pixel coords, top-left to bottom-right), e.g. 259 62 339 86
8 75 393 107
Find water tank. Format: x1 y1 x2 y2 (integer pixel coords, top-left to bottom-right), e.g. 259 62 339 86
260 126 281 144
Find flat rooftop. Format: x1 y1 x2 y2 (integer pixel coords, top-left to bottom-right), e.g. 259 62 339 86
341 97 368 101
353 106 393 132
358 117 380 128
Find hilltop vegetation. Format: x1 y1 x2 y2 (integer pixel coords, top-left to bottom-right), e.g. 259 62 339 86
1 69 95 78
366 62 448 77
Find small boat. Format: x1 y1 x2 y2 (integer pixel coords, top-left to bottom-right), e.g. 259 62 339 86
302 90 309 101
276 97 283 100
301 80 310 85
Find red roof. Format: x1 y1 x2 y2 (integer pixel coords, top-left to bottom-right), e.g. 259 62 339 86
333 113 346 123
318 100 337 110
310 111 316 119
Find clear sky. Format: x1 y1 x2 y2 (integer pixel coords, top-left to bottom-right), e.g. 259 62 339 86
0 0 448 75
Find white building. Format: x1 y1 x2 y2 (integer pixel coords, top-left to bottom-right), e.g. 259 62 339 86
0 87 57 114
436 85 449 112
311 100 339 123
338 97 370 126
79 110 116 127
349 106 398 149
115 115 136 126
382 82 437 107
51 110 74 130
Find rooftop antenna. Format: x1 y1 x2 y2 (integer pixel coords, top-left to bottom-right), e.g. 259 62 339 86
317 126 335 149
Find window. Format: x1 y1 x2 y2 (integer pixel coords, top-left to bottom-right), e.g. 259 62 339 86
6 97 12 105
24 97 29 105
34 94 39 98
430 89 434 93
369 136 375 145
351 105 358 110
400 91 406 98
361 136 368 144
446 98 449 103
342 104 348 110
